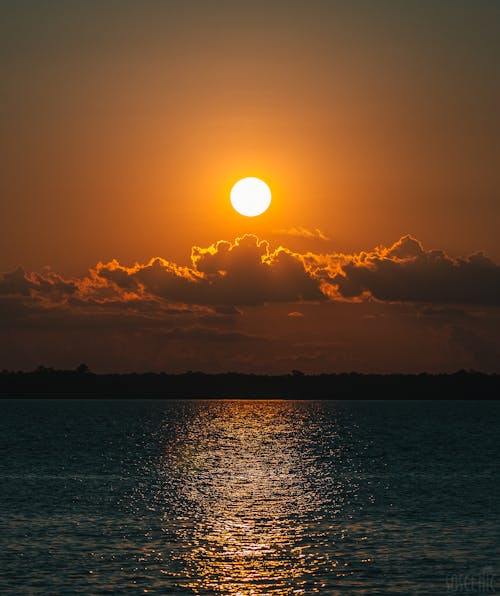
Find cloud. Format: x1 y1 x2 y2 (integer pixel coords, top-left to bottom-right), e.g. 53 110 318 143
0 266 77 299
192 235 325 304
96 234 325 306
273 227 330 241
2 233 500 373
327 235 500 306
1 234 500 319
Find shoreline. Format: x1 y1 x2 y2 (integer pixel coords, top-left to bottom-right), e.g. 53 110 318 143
1 370 499 398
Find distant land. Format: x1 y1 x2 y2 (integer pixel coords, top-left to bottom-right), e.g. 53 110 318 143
0 367 499 399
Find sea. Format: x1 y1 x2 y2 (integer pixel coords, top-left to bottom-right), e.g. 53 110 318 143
0 399 498 595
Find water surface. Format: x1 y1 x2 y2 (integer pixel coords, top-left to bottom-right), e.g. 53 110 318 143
0 399 498 594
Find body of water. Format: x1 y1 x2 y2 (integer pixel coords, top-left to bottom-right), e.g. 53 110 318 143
0 399 498 594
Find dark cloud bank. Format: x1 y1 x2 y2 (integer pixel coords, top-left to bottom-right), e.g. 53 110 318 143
1 234 499 372
2 234 499 309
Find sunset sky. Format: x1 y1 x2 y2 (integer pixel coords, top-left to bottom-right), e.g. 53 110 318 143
1 1 499 373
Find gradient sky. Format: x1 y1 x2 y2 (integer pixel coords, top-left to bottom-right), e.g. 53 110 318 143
1 1 499 373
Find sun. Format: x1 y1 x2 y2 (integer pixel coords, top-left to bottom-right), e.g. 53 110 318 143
230 177 272 217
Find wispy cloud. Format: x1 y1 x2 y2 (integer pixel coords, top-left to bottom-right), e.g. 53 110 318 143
273 227 330 241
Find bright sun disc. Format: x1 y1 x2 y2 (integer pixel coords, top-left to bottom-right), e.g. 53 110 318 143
230 177 272 217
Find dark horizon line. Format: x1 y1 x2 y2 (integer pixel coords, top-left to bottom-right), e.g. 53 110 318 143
1 366 499 399
1 365 499 377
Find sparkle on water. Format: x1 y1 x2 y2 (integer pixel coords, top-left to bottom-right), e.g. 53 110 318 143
152 400 355 594
0 399 498 595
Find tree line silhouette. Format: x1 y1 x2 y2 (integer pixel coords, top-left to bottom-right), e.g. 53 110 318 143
0 365 498 398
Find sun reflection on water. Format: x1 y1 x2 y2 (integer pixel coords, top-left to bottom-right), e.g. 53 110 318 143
157 400 349 595
2 400 495 594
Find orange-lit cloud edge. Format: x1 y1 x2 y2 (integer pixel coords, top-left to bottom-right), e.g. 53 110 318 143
0 235 500 332
3 233 500 373
2 234 499 312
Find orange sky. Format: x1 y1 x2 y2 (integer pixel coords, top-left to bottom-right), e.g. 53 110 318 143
1 1 499 372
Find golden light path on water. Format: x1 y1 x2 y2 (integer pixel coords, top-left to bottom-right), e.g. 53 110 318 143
152 400 360 595
2 400 496 594
2 401 496 595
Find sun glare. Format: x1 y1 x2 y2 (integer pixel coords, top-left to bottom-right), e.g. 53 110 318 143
230 177 272 217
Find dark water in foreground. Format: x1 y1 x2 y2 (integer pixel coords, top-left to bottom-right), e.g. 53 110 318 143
0 400 498 595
